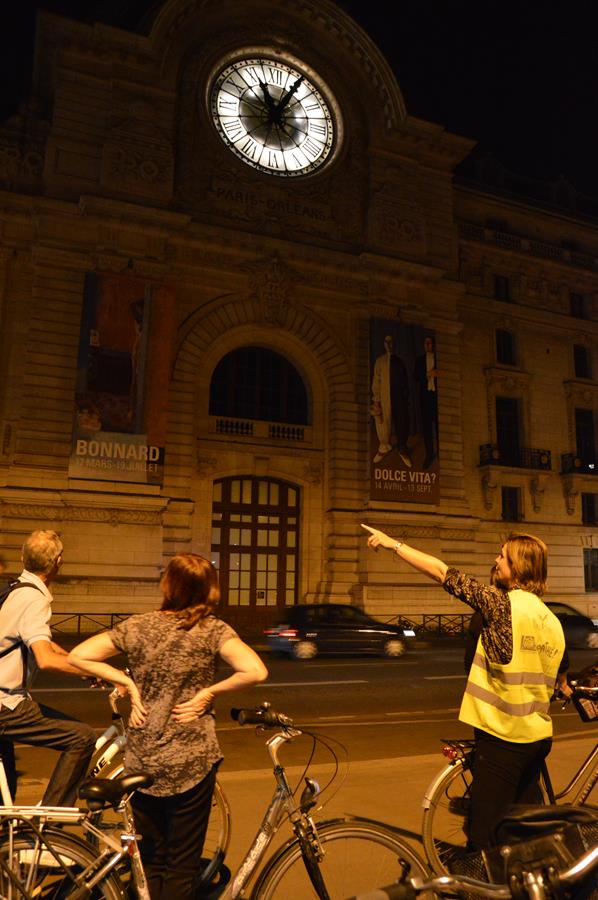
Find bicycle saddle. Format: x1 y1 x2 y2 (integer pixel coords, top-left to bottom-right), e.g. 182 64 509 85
79 772 154 809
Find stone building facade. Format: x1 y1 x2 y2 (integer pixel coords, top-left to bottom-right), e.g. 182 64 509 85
0 0 597 630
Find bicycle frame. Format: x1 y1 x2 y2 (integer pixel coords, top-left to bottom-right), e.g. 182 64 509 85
543 741 598 804
221 729 323 899
0 802 149 900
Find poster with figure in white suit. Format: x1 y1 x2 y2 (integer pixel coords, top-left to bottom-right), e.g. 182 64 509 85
369 318 439 504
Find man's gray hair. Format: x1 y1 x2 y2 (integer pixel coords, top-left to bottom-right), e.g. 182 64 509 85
22 530 63 575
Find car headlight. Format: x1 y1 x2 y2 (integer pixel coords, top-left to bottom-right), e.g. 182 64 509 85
402 629 416 637
591 619 598 627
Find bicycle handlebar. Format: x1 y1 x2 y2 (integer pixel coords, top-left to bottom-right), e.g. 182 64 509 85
348 842 598 900
231 703 293 729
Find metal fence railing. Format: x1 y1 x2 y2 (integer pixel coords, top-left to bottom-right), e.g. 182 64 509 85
50 611 472 640
51 612 133 637
385 613 472 638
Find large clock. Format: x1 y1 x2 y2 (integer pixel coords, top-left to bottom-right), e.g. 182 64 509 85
210 55 337 177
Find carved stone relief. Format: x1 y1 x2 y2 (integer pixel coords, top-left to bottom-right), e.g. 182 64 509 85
529 475 547 513
245 253 301 326
481 471 498 510
101 109 174 202
303 462 322 484
368 163 426 257
0 138 44 191
563 476 579 516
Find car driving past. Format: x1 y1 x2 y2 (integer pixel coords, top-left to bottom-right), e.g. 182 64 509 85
545 601 598 649
263 603 414 660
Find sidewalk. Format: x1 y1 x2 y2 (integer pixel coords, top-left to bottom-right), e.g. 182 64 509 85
11 732 598 869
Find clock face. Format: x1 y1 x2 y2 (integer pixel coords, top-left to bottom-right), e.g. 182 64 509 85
210 56 336 177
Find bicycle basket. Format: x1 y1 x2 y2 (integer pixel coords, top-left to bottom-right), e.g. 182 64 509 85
485 805 598 888
573 694 598 723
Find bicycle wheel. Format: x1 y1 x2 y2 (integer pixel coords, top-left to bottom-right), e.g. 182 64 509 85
421 759 472 875
88 767 231 880
252 818 430 900
0 826 125 899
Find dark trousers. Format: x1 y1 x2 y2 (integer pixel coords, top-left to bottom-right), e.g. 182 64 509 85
131 766 217 900
0 699 96 806
468 727 552 851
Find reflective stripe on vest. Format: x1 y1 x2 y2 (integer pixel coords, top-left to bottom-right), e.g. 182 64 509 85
471 652 557 688
459 590 565 743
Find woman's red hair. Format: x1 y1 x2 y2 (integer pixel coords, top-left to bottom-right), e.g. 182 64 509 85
160 553 220 630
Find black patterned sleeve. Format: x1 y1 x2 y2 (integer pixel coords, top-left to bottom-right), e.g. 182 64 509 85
443 567 510 625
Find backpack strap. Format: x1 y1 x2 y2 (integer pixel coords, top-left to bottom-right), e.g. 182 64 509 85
0 581 46 690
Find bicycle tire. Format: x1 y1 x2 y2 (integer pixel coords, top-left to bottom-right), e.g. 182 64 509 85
421 759 473 876
0 826 126 899
251 818 430 900
88 765 231 882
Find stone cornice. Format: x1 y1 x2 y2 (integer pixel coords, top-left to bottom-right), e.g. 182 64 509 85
1 494 168 527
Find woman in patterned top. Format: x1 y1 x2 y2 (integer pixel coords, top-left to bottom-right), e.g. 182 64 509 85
361 524 568 852
69 553 268 899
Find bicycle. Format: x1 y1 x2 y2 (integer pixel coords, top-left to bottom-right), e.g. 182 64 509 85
347 841 598 900
85 682 231 888
0 769 153 899
421 684 598 876
219 702 432 900
349 802 598 900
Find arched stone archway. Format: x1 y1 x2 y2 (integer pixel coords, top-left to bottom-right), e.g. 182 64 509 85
162 290 364 608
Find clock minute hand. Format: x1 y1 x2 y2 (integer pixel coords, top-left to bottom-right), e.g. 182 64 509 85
276 75 304 114
258 80 275 111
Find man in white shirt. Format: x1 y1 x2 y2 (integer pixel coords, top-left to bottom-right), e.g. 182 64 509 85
0 530 96 805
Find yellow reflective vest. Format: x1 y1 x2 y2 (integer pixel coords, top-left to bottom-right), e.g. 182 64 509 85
459 590 565 743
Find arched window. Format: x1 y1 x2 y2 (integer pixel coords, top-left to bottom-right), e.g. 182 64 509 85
211 476 299 610
209 347 309 424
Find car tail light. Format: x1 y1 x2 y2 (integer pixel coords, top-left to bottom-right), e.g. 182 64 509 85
277 628 299 638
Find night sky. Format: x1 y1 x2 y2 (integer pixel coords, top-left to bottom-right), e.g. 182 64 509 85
3 0 598 197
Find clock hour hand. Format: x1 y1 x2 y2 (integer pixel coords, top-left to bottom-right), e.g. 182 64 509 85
276 75 304 114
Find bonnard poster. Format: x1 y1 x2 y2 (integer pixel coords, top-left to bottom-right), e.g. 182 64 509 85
69 273 175 485
369 318 439 504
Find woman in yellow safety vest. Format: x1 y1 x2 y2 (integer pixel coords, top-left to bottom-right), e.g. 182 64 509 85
362 524 569 852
